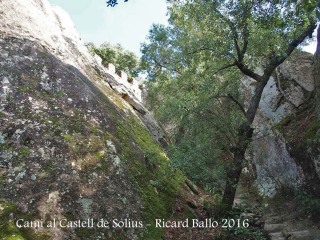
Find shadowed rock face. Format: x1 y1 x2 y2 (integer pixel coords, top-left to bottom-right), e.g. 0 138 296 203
0 20 180 240
0 37 142 239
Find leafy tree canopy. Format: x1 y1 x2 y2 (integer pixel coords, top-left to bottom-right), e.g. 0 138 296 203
141 0 318 210
87 42 140 78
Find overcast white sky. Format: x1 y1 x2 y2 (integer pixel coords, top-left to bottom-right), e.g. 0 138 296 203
48 0 316 56
48 0 168 56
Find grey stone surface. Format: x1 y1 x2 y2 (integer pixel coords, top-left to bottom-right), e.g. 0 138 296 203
264 223 287 233
269 232 286 240
242 51 315 196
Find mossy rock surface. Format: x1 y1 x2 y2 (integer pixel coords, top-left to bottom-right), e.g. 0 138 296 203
276 101 320 197
0 37 184 239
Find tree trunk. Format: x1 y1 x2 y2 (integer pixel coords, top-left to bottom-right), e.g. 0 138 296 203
221 76 270 213
220 22 316 215
222 123 253 213
315 24 320 120
222 148 246 213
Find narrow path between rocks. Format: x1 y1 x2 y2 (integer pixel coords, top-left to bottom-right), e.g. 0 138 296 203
263 209 320 240
234 186 320 240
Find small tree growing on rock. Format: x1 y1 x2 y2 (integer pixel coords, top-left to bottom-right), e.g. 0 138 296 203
88 42 140 79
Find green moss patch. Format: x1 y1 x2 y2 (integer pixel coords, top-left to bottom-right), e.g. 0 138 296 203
116 115 184 239
0 202 50 240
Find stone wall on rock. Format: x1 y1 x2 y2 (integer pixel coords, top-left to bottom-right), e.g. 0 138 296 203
104 63 144 102
101 61 169 146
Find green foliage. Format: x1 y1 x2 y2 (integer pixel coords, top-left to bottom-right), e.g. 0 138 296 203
87 42 140 78
0 202 24 239
144 60 245 190
295 191 320 216
141 0 317 210
18 146 30 160
87 43 140 78
222 200 267 240
232 226 267 240
141 3 247 191
269 184 320 218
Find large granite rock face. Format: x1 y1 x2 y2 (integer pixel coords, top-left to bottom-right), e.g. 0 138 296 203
0 0 169 146
0 0 99 76
0 1 180 239
242 51 315 196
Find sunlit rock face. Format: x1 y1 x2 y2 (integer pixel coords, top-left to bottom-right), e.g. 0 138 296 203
0 0 178 239
0 0 100 76
242 51 315 197
0 0 160 135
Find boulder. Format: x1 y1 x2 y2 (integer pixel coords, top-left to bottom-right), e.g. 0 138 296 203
0 1 181 239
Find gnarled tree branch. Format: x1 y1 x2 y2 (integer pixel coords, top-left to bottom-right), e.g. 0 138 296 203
263 21 317 77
